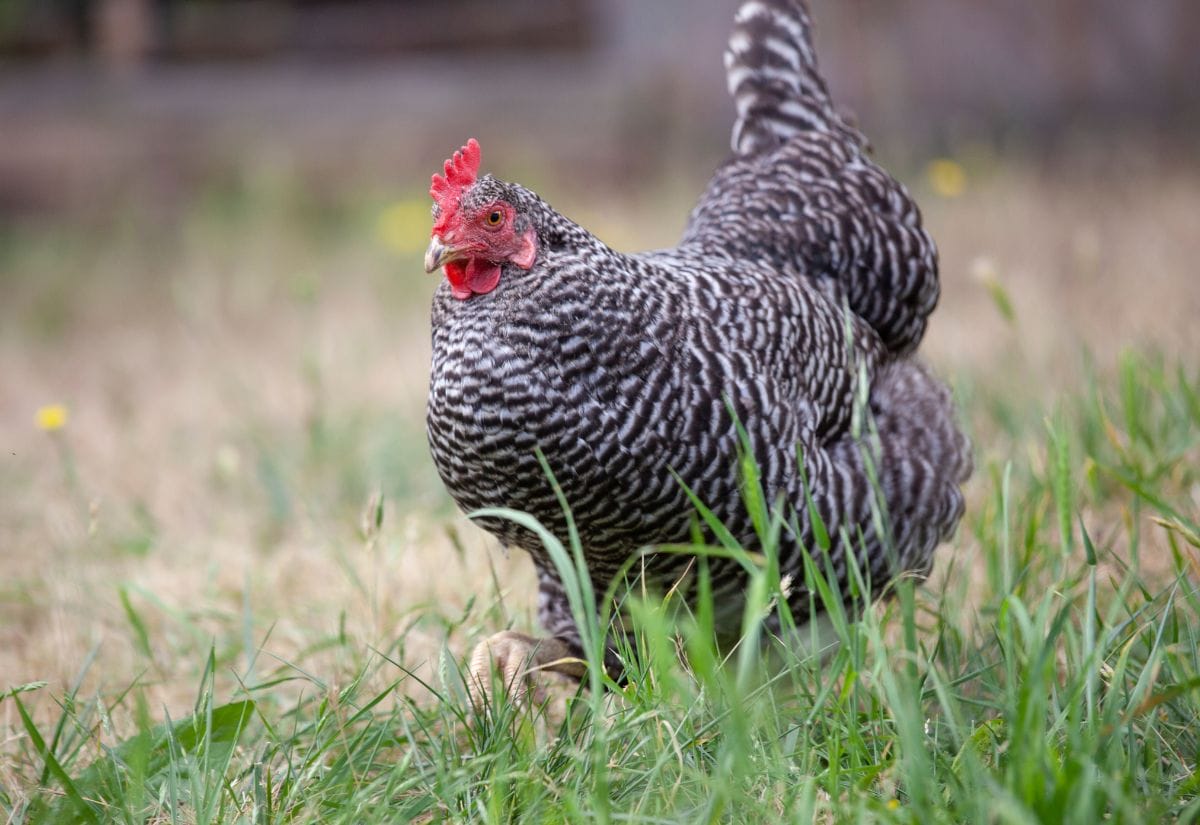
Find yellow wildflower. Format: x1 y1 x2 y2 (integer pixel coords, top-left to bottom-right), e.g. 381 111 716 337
377 199 433 256
35 404 69 432
926 158 967 198
886 798 901 810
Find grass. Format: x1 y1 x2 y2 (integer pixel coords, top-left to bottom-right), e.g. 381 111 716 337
2 151 1199 822
3 349 1199 823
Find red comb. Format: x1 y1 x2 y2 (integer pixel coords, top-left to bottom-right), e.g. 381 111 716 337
430 138 481 208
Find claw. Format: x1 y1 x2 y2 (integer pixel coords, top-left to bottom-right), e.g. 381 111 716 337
466 631 584 723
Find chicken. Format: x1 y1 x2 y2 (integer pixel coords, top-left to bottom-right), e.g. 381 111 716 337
423 0 971 707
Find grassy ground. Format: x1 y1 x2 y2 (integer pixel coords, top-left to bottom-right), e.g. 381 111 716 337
1 148 1199 822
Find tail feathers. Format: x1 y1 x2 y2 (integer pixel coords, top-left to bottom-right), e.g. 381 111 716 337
726 0 860 155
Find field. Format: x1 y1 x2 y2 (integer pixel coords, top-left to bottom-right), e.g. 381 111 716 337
2 136 1199 822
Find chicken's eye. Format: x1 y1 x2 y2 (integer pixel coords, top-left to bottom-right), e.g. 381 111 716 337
485 209 504 227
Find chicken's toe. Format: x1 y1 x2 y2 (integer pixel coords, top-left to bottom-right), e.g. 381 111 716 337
466 631 585 719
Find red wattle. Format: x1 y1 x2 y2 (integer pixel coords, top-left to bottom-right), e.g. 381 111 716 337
465 259 501 295
444 260 471 300
443 258 501 300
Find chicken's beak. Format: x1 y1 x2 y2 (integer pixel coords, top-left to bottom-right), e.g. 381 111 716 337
424 237 462 273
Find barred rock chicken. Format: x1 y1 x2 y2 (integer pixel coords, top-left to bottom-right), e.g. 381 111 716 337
424 0 971 704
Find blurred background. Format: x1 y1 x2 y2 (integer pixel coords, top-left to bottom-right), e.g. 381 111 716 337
3 0 1200 217
2 0 1198 711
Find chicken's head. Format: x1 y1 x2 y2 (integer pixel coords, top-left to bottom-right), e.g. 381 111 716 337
425 138 538 300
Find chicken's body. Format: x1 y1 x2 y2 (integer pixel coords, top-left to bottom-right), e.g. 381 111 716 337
426 0 971 676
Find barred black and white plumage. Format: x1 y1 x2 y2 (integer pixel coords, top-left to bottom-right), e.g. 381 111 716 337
424 0 971 671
